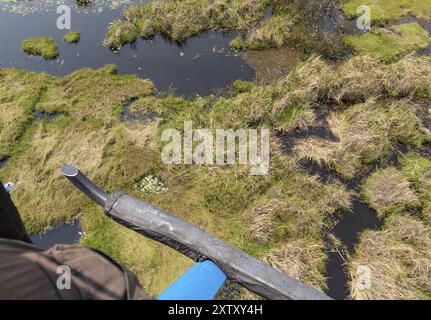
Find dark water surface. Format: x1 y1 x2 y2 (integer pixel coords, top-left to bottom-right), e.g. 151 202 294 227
0 157 9 169
30 219 82 250
0 1 254 96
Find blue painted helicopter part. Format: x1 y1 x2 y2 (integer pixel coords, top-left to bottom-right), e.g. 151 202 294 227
157 260 227 300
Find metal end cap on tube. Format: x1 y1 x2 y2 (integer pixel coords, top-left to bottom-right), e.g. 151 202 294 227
61 164 79 177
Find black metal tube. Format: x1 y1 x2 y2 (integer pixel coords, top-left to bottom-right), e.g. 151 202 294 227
61 165 108 207
61 165 332 300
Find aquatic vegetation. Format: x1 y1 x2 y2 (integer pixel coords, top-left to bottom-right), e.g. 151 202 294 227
0 68 50 158
288 55 431 178
75 0 92 7
21 37 59 60
232 80 254 93
245 14 292 50
241 48 303 84
385 54 431 98
400 153 431 223
350 153 431 299
37 64 154 119
272 102 316 132
64 31 81 43
106 0 270 49
0 66 154 232
1 53 431 297
244 175 352 244
344 23 431 62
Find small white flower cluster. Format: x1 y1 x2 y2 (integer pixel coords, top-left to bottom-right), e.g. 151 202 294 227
133 175 168 195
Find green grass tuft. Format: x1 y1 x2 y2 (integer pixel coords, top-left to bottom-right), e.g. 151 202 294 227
21 37 59 60
64 31 80 43
233 80 254 93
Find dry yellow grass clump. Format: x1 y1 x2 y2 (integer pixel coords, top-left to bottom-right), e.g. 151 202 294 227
400 153 431 223
245 14 293 50
275 54 431 110
277 56 333 104
275 55 388 107
327 55 386 104
293 99 429 178
349 215 431 300
263 239 327 291
245 175 352 244
361 167 420 218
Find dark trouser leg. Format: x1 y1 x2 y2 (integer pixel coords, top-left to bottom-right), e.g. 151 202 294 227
0 182 31 243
